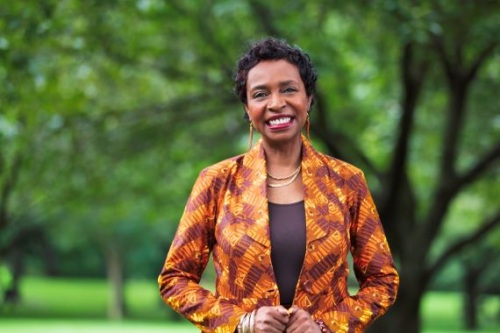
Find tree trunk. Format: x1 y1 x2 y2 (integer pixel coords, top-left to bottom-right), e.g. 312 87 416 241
3 245 24 307
464 267 480 330
105 243 126 320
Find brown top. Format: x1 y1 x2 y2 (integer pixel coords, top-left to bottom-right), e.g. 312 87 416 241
269 200 306 308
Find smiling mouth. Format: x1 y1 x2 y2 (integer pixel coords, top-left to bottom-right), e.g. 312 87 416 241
267 117 293 127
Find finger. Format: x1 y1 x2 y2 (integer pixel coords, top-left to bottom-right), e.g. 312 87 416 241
254 319 287 333
287 305 299 315
254 306 289 330
288 308 311 327
276 305 290 316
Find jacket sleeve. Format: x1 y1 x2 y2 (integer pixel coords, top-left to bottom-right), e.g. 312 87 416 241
158 168 245 333
325 171 399 333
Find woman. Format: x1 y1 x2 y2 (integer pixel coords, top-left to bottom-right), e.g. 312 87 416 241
158 37 399 333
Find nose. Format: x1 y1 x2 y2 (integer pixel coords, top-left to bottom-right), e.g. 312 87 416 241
267 93 285 111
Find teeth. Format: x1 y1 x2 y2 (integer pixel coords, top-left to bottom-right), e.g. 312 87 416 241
269 117 291 126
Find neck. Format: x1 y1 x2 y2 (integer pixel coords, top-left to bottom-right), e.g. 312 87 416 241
263 136 302 171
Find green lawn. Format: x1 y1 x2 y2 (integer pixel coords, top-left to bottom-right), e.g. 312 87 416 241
0 276 170 320
0 319 196 333
0 277 499 332
421 291 500 332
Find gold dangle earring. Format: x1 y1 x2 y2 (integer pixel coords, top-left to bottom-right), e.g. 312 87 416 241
248 121 254 149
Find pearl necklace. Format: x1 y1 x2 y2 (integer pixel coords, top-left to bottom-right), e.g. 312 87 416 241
267 166 301 188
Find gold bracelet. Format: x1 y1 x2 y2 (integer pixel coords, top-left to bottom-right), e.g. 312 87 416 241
243 313 251 333
237 315 243 333
238 313 248 333
249 310 256 333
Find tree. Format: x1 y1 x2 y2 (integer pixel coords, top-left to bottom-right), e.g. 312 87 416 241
366 2 500 332
230 1 500 332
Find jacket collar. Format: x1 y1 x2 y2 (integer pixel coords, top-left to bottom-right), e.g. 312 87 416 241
241 135 329 248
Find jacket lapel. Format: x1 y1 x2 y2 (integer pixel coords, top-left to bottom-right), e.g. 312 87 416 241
302 138 329 244
241 140 271 249
239 137 332 249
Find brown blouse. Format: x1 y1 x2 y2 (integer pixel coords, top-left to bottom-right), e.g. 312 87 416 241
268 200 306 308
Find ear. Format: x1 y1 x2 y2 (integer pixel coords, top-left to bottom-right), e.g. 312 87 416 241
244 106 251 121
307 96 313 111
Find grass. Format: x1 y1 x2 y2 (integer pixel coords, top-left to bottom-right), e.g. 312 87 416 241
0 277 499 332
0 319 197 333
421 291 500 332
0 277 169 320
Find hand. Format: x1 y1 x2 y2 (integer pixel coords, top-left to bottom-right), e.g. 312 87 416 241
253 305 290 333
285 306 321 333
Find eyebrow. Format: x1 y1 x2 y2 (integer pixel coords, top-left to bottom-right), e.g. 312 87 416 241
248 80 299 92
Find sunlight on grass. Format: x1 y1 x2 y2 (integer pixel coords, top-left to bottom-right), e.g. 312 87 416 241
422 291 500 332
0 319 197 333
1 276 169 319
422 292 463 330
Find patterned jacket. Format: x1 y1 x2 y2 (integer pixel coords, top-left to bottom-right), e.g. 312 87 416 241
158 136 399 332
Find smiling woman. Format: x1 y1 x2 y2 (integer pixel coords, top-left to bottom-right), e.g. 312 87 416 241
244 60 311 149
158 37 399 333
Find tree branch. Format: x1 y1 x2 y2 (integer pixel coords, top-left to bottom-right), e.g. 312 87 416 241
247 0 282 37
382 42 428 210
312 123 382 182
432 34 456 83
465 42 498 84
426 210 500 281
378 41 427 250
424 39 498 248
455 143 500 191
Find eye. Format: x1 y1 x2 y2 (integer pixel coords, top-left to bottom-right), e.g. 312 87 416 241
283 86 298 94
252 91 268 99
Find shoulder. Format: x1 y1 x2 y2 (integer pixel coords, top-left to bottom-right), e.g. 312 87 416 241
306 146 371 199
308 146 364 179
185 154 245 208
193 153 247 192
199 153 246 178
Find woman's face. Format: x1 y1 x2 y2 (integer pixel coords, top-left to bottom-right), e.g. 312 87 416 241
245 60 312 146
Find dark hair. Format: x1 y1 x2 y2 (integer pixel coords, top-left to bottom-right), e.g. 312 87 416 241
233 37 317 119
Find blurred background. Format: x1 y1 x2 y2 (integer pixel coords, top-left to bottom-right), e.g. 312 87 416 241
1 0 499 332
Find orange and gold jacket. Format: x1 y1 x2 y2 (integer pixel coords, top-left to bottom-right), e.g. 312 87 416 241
159 136 399 333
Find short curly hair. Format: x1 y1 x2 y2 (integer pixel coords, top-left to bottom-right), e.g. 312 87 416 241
233 37 317 119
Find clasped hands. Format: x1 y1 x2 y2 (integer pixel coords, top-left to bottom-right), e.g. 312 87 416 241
253 305 321 333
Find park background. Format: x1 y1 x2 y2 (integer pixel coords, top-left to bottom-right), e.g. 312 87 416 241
1 0 499 332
